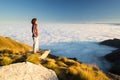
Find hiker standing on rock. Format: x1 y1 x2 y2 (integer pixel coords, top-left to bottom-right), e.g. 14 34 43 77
31 18 39 53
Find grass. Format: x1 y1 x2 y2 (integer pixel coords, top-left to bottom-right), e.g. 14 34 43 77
42 57 110 80
0 36 32 66
0 57 12 66
0 35 110 80
26 54 40 64
0 36 32 53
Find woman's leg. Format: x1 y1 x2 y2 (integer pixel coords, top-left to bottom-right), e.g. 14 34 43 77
35 37 39 52
33 37 39 53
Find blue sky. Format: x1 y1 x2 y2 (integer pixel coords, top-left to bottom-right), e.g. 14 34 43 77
0 0 120 24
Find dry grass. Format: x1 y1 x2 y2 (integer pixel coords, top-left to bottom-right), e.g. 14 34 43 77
0 36 32 53
26 54 40 65
0 57 12 66
43 59 58 70
56 61 67 67
67 64 109 80
0 36 32 66
42 57 110 80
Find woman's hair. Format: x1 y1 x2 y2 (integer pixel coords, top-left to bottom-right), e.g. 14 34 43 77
31 18 37 24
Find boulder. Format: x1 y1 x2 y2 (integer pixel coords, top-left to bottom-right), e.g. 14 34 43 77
0 62 58 80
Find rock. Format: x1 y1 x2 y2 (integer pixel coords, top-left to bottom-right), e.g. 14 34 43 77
39 49 50 59
0 62 58 80
106 72 120 80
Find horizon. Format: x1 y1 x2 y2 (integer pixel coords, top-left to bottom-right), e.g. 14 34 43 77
0 0 120 24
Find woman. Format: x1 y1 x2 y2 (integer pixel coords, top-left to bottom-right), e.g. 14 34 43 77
31 18 39 53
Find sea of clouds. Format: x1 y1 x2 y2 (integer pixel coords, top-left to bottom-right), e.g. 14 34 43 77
0 23 119 71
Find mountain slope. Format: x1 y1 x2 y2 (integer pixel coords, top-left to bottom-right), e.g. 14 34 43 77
0 36 32 53
0 35 110 80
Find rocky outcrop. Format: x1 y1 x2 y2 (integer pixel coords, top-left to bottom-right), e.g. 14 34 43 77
105 49 120 75
0 62 58 80
100 38 120 76
105 49 120 62
100 38 120 48
106 72 120 80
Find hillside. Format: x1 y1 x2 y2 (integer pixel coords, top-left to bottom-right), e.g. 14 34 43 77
0 36 32 54
0 36 110 80
101 38 120 78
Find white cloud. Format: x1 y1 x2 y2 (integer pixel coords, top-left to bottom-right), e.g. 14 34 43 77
0 23 119 71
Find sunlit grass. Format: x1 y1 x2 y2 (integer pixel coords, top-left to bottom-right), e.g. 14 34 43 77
42 57 110 80
0 36 32 53
56 61 67 67
0 36 32 66
0 57 12 66
26 54 40 65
